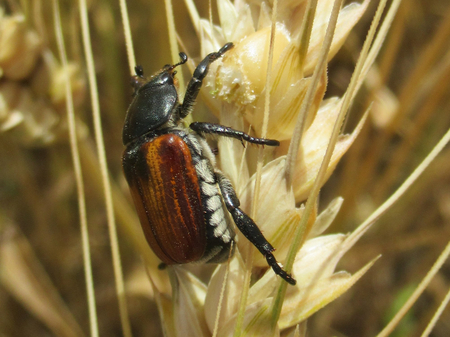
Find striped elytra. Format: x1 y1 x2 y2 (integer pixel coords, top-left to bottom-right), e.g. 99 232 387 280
123 134 206 264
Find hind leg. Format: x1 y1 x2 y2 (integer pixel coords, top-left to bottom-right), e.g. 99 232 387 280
215 172 296 285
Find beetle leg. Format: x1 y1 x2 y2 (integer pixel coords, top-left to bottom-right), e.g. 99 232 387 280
178 43 234 119
215 172 296 285
190 122 280 147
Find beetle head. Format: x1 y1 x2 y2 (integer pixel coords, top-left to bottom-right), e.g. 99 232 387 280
122 53 188 145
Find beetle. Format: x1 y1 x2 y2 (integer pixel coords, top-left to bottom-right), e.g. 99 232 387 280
122 43 296 285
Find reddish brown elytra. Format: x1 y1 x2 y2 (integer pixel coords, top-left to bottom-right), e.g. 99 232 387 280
125 134 205 264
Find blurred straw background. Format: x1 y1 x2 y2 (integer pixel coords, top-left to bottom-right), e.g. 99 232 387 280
1 0 450 336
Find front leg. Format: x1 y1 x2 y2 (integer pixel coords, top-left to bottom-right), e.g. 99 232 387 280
190 122 280 147
215 173 296 285
178 43 234 119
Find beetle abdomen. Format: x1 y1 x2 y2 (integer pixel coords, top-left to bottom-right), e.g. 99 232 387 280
123 134 206 264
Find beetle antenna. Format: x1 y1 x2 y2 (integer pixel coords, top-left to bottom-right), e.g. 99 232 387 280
131 65 146 94
177 52 188 66
135 65 144 77
169 52 188 71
